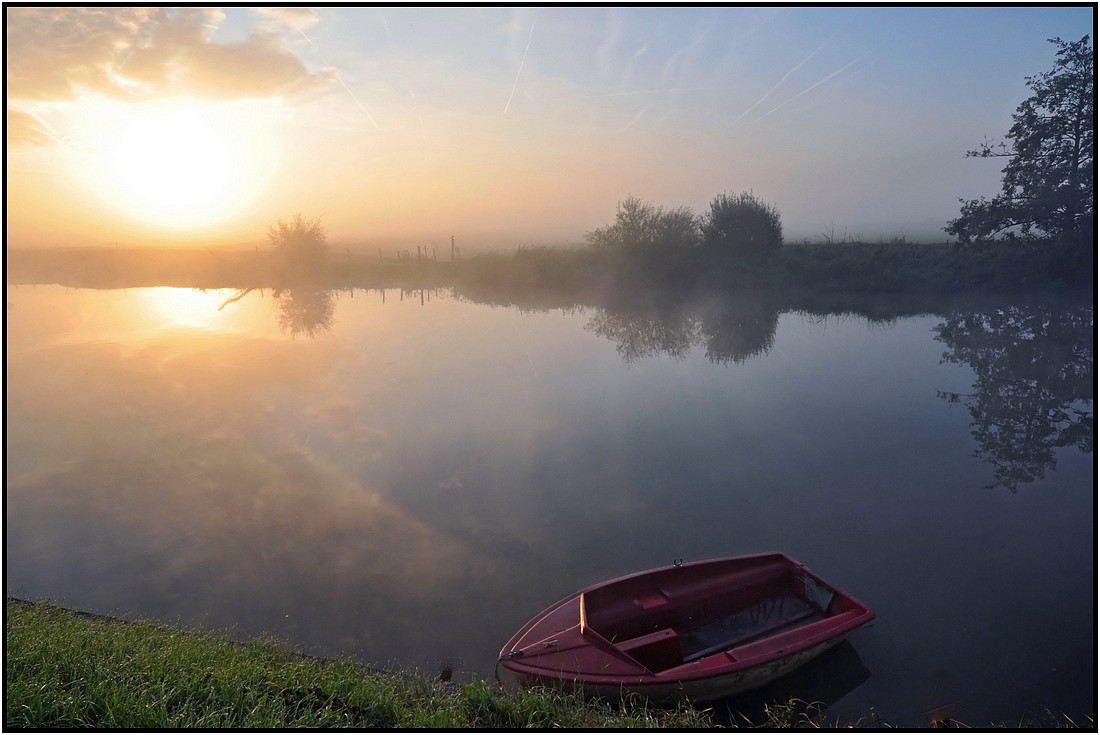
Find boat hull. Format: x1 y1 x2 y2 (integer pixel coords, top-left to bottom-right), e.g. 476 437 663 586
499 553 873 704
505 634 849 703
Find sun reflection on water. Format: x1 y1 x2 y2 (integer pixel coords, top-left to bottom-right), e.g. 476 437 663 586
139 288 232 329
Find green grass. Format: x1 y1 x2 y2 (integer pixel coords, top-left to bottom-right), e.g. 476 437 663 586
4 599 715 729
6 598 1092 729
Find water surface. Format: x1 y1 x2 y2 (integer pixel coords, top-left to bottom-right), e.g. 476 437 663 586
5 285 1094 725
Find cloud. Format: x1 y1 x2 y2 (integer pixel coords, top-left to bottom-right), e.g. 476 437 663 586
115 27 337 102
5 7 160 101
252 7 321 33
5 7 335 143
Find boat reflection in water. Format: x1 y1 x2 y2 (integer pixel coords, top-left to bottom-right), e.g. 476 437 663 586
714 640 871 726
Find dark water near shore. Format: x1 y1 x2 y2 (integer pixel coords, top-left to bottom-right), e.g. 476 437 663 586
5 285 1094 725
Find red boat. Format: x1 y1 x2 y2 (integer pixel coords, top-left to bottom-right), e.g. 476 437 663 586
498 553 874 703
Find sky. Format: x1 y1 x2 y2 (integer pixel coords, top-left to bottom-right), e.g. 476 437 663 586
5 6 1094 250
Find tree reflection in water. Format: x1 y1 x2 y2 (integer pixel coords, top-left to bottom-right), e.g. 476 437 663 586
934 304 1094 491
218 286 336 338
586 292 779 365
587 306 697 363
273 288 335 338
700 295 779 365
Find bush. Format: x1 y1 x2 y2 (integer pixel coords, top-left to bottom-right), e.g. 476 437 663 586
268 214 328 267
584 195 701 287
701 191 783 262
585 195 700 256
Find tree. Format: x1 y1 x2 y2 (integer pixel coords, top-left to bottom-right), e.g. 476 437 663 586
268 213 328 266
585 195 700 255
700 191 783 261
584 195 701 286
947 36 1094 243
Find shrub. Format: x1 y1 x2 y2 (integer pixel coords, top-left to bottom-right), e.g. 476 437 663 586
701 191 783 262
585 195 700 256
268 214 328 266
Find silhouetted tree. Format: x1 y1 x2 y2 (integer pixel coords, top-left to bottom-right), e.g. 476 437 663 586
585 195 701 287
701 191 783 262
946 36 1095 242
268 213 329 267
585 196 700 257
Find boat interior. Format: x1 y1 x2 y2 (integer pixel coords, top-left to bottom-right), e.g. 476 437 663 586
580 558 842 673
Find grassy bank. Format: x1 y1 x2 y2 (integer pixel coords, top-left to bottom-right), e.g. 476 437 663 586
4 599 715 729
6 237 1093 297
5 599 1092 729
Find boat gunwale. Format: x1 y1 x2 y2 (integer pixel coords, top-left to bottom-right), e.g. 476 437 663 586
499 552 874 686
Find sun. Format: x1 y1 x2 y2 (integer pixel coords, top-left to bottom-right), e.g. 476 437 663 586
109 108 235 221
66 99 281 229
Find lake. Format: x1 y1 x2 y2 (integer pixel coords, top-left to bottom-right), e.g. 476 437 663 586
5 284 1094 726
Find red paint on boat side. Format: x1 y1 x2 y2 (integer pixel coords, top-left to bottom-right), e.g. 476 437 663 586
498 552 874 703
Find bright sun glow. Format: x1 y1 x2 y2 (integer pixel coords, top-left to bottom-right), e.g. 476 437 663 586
111 109 233 217
140 288 232 328
66 100 282 229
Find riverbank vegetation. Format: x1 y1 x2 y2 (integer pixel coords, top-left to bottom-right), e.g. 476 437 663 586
6 599 1089 729
6 231 1092 297
4 599 715 729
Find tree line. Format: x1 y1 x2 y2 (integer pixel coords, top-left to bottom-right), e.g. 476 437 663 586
266 36 1091 290
585 191 784 263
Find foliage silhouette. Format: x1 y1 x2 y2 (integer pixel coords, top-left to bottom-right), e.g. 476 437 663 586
268 213 329 267
701 191 784 264
946 36 1094 243
584 195 701 286
584 195 701 255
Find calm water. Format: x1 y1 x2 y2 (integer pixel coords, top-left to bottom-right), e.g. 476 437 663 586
5 285 1094 725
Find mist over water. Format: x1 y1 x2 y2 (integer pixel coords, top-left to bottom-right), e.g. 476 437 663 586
5 284 1094 726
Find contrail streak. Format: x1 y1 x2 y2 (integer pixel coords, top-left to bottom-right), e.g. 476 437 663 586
504 17 536 115
732 35 833 125
298 29 380 129
333 73 381 128
567 85 719 100
757 51 869 120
